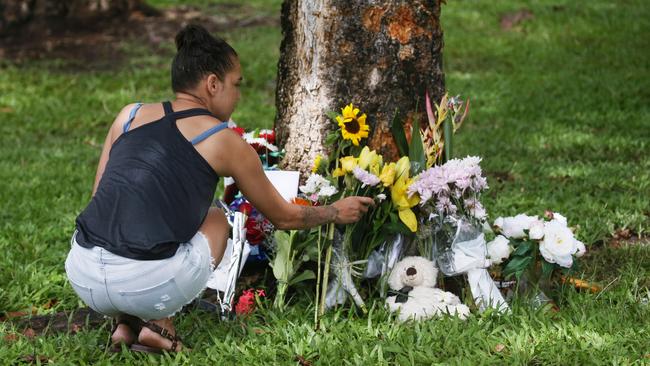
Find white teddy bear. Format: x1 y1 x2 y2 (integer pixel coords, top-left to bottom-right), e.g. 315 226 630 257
385 256 471 321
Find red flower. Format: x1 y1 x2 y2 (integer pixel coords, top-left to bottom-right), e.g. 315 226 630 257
238 202 254 216
259 130 275 144
245 217 266 245
230 126 246 136
235 288 266 315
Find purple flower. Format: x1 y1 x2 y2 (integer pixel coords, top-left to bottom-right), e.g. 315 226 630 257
352 167 380 187
435 195 457 215
471 176 488 191
464 197 487 220
408 166 449 203
410 155 487 205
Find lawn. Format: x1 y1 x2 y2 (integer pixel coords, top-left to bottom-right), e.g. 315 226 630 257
0 0 648 364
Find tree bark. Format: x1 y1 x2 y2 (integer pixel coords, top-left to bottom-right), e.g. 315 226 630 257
275 0 445 176
0 0 158 35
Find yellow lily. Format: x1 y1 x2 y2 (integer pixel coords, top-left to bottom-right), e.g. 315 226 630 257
357 146 374 170
369 153 383 176
332 168 345 177
390 156 420 232
395 156 411 181
340 156 358 173
379 162 396 187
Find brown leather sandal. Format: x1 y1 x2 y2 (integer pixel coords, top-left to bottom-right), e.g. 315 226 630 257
130 322 184 354
109 315 142 353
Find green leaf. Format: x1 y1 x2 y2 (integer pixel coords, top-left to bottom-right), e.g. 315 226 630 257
270 230 293 281
408 115 426 175
325 131 339 145
443 118 453 163
390 109 408 157
384 221 412 235
288 270 316 286
541 260 555 278
511 241 533 257
503 256 533 278
326 110 339 122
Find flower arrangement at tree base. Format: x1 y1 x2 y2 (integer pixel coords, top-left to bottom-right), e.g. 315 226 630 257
487 211 587 308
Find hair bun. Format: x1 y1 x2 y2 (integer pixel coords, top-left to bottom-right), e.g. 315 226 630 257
175 24 213 51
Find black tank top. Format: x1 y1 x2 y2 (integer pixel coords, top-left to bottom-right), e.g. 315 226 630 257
75 102 228 260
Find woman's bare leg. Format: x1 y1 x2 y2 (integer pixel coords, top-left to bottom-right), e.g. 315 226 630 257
135 207 229 352
111 324 135 346
111 314 141 346
198 206 230 267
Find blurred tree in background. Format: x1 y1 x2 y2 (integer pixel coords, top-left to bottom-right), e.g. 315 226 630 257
0 0 158 36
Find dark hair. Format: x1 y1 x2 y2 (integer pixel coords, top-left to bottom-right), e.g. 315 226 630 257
171 24 238 93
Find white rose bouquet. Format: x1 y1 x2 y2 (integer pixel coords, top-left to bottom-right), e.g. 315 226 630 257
489 211 586 281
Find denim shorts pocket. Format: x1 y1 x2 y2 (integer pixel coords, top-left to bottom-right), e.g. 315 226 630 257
117 277 193 319
68 278 99 312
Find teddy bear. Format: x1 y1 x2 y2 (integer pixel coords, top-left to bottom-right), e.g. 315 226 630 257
385 256 471 322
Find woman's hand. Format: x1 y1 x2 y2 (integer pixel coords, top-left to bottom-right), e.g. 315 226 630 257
331 196 375 224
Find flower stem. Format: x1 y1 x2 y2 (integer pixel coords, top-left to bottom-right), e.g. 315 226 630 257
318 223 335 323
314 225 322 330
273 282 287 311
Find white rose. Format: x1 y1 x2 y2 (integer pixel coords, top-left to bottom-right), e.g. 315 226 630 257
528 220 545 240
575 240 586 257
469 201 487 220
299 174 324 195
487 235 512 265
501 214 539 239
552 212 568 226
493 217 504 230
319 185 338 197
539 220 577 268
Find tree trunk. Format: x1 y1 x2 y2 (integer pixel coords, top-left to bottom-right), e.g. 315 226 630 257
0 0 158 35
275 0 445 176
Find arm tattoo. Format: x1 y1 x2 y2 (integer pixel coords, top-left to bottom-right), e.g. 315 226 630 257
299 205 338 228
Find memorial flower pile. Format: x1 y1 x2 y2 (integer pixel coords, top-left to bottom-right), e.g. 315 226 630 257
264 94 586 321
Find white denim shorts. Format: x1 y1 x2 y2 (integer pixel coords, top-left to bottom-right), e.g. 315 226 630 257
65 231 213 321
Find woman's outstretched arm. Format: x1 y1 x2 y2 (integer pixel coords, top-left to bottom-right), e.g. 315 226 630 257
215 129 374 229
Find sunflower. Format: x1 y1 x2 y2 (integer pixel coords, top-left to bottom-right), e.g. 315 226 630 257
336 103 370 146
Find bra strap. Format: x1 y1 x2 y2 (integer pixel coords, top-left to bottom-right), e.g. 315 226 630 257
123 103 143 133
190 123 229 145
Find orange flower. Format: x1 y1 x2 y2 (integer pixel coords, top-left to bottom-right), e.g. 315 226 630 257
291 197 312 206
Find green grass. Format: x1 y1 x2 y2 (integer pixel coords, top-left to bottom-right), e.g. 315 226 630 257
1 0 649 364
